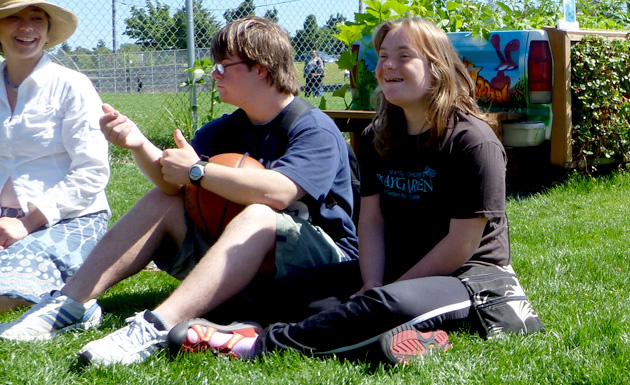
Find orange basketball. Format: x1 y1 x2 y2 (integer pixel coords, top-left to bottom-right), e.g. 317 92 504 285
184 153 264 241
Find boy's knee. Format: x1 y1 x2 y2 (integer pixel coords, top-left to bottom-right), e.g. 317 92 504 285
140 188 183 209
219 204 278 238
238 204 277 225
136 189 184 220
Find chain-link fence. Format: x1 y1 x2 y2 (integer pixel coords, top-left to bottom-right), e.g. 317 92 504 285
47 1 361 140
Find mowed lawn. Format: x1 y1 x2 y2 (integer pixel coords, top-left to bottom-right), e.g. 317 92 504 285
1 91 629 384
1 163 628 384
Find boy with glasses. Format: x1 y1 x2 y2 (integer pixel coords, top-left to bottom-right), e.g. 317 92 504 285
0 16 358 366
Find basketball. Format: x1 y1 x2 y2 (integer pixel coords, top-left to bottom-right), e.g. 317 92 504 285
184 153 264 241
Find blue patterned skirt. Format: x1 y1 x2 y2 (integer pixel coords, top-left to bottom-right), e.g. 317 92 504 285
0 210 109 303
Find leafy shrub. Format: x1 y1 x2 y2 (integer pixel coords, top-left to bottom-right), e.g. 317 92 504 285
577 1 630 30
571 35 630 167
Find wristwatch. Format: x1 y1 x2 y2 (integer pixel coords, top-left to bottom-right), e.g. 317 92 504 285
188 160 208 186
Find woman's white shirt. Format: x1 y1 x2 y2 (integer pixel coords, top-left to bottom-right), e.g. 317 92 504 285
0 53 110 225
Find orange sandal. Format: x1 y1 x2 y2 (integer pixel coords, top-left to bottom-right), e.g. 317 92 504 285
167 319 262 357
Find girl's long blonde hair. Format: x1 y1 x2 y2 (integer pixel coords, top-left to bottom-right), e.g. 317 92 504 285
371 17 485 157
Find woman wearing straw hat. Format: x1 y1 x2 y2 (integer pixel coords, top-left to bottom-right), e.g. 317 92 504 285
0 0 110 312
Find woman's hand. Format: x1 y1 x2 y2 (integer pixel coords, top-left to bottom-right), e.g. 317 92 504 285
0 208 48 249
0 217 28 249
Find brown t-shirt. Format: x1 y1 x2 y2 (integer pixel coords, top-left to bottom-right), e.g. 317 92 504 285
359 111 510 282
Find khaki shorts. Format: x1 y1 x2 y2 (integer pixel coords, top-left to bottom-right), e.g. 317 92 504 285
154 209 349 281
274 211 348 278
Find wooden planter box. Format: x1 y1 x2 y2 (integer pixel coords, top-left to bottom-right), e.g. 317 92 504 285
544 27 630 168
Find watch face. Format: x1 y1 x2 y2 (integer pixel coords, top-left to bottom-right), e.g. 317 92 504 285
190 165 204 179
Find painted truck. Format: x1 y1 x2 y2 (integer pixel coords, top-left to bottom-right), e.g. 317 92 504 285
351 30 554 148
448 30 553 147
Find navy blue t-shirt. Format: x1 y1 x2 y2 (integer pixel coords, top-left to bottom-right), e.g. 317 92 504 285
190 99 358 261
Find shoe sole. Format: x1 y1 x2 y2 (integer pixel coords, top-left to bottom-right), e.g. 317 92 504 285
48 317 102 340
77 340 167 366
379 324 451 364
167 318 262 356
77 311 169 366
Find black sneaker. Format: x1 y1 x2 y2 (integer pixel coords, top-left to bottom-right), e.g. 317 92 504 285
379 324 451 364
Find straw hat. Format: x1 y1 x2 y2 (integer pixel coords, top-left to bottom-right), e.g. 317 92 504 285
0 0 78 47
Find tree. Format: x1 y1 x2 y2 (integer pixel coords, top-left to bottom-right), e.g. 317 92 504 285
324 13 346 30
58 41 72 54
93 40 113 55
224 0 255 23
321 14 347 55
173 0 221 50
293 15 325 60
71 46 97 71
124 0 219 50
124 0 175 50
264 7 279 23
51 42 77 70
576 0 630 30
292 14 347 59
116 43 148 68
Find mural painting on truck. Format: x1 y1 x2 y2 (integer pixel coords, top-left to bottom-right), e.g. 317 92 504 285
351 30 554 147
448 30 553 146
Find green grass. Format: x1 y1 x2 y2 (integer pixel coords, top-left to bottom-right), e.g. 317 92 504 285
2 168 630 383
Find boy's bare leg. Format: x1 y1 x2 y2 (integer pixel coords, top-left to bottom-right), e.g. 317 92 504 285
154 203 277 327
62 188 187 303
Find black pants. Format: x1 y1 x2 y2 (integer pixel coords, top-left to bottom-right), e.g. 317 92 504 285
252 274 471 358
304 75 319 97
202 261 364 325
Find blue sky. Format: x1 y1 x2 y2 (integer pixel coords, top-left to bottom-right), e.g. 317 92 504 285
52 0 359 50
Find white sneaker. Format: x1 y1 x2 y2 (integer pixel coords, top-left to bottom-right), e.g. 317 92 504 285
0 290 102 341
78 310 169 366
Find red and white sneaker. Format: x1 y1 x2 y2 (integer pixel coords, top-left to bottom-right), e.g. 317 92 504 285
167 319 262 358
379 324 451 364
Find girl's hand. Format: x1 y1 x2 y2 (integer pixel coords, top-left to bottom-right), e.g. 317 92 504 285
351 280 383 298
